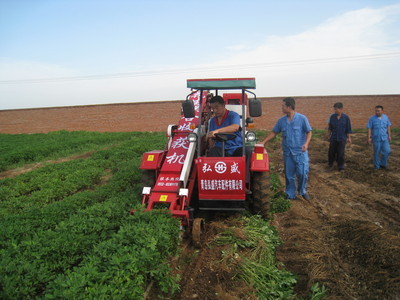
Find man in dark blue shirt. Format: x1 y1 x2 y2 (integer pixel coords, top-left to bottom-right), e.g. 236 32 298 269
326 102 352 171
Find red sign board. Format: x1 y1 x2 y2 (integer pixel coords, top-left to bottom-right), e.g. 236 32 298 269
153 172 181 192
196 157 246 200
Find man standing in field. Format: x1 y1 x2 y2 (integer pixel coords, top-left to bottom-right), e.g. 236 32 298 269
326 102 352 171
261 97 312 200
367 105 392 169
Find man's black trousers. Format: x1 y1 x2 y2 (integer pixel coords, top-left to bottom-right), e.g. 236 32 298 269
328 140 346 169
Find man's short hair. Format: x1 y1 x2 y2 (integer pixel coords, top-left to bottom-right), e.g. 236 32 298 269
282 97 295 110
333 102 343 109
375 105 384 110
210 95 225 105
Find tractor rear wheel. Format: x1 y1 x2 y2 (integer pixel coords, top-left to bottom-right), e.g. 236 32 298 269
192 218 205 248
250 171 270 216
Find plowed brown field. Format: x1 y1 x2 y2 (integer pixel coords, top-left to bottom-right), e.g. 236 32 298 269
273 132 400 299
160 131 400 299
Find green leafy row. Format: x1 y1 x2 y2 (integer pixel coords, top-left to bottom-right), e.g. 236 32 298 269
0 133 165 248
0 156 141 249
0 196 128 297
0 159 105 208
0 130 135 171
45 210 180 299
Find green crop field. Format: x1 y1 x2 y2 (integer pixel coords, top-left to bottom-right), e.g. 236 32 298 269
0 131 326 299
0 131 183 299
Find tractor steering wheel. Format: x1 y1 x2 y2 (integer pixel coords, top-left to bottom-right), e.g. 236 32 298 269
214 133 237 142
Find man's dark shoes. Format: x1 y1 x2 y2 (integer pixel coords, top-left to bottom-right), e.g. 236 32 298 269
301 193 310 200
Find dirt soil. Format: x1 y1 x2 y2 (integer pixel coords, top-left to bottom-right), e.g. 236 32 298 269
155 132 400 300
273 132 400 299
149 214 258 300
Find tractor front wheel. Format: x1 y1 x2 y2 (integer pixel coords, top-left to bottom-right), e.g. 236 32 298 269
250 171 270 217
192 218 205 248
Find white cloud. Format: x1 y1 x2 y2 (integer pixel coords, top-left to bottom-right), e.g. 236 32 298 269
201 4 400 97
212 4 400 65
0 60 76 81
225 44 249 52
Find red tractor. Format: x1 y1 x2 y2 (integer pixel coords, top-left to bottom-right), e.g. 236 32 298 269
139 78 270 245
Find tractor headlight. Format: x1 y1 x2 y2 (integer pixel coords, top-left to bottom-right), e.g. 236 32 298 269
246 131 256 142
187 132 198 143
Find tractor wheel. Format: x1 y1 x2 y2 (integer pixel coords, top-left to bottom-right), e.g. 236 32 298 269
141 170 156 188
251 171 270 217
192 218 205 248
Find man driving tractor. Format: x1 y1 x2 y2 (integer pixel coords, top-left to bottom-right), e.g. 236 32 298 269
207 95 242 157
139 77 269 237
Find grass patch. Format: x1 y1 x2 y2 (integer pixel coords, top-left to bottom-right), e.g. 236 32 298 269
269 172 292 214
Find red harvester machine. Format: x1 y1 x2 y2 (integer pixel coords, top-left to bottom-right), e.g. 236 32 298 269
139 78 270 245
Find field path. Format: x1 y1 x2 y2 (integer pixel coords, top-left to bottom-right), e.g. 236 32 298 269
0 151 95 180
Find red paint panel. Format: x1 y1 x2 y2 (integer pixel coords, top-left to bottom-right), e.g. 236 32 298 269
196 157 246 200
250 145 270 172
140 150 166 170
153 172 181 192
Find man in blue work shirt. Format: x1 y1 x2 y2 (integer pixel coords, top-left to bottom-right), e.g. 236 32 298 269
207 95 242 157
261 97 312 200
326 102 352 171
367 105 392 169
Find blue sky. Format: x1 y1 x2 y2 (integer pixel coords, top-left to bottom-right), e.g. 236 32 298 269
1 0 400 109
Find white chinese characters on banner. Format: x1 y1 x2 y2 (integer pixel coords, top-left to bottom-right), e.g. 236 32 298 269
165 90 206 165
157 182 179 187
157 176 180 187
177 123 191 131
166 153 186 164
193 98 200 112
171 137 189 149
231 162 240 174
200 179 243 191
159 176 180 181
201 161 242 174
202 163 212 173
